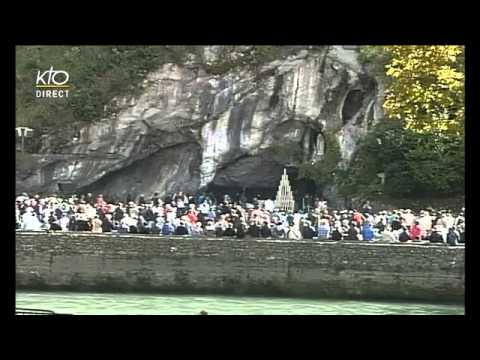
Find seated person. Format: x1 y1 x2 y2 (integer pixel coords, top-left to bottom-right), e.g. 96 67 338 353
175 222 189 235
345 223 360 240
429 226 445 243
398 227 410 242
260 222 272 238
331 227 343 241
223 223 236 237
301 222 315 239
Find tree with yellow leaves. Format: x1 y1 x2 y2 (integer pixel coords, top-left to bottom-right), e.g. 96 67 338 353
381 45 464 135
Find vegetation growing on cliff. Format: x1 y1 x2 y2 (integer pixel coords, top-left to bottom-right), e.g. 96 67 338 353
16 46 193 132
298 131 341 187
16 45 286 139
204 46 284 75
336 120 464 199
336 46 464 200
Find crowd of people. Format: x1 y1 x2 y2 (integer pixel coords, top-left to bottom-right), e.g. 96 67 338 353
15 192 465 246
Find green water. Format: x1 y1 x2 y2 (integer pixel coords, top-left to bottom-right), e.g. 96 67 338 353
15 291 464 315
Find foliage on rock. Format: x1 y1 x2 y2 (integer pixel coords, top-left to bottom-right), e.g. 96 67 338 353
336 120 464 199
16 46 192 131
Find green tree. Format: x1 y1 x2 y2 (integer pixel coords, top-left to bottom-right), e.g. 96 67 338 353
337 120 464 199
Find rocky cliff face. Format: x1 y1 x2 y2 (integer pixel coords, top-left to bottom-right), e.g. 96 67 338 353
17 46 384 201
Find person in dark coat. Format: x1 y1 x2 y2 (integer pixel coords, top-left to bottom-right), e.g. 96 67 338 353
215 225 224 237
144 205 155 222
223 223 236 237
260 222 272 238
235 222 246 239
447 227 460 246
429 227 444 243
68 212 77 231
391 217 402 231
301 222 315 239
101 215 113 233
375 220 386 234
162 221 175 235
48 215 61 231
331 227 343 241
247 222 261 238
286 213 294 227
175 222 189 235
345 223 359 240
113 206 124 222
398 227 410 242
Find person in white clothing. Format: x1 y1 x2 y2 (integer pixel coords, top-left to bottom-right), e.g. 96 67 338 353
22 210 42 231
58 214 70 231
264 198 275 213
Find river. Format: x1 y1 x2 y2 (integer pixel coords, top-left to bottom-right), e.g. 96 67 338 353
15 291 464 315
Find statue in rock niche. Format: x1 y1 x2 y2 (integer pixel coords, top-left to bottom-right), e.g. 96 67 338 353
309 132 325 163
303 118 326 164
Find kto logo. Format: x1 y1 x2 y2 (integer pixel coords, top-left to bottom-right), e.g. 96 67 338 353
35 66 70 98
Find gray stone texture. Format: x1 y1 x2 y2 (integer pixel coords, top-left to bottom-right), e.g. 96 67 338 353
17 46 383 201
16 232 464 302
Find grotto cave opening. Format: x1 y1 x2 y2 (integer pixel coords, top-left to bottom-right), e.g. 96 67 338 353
204 167 322 210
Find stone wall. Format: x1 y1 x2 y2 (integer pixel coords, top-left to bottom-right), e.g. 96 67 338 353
16 232 465 302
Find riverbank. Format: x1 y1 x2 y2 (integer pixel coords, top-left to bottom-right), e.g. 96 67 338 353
16 232 465 303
